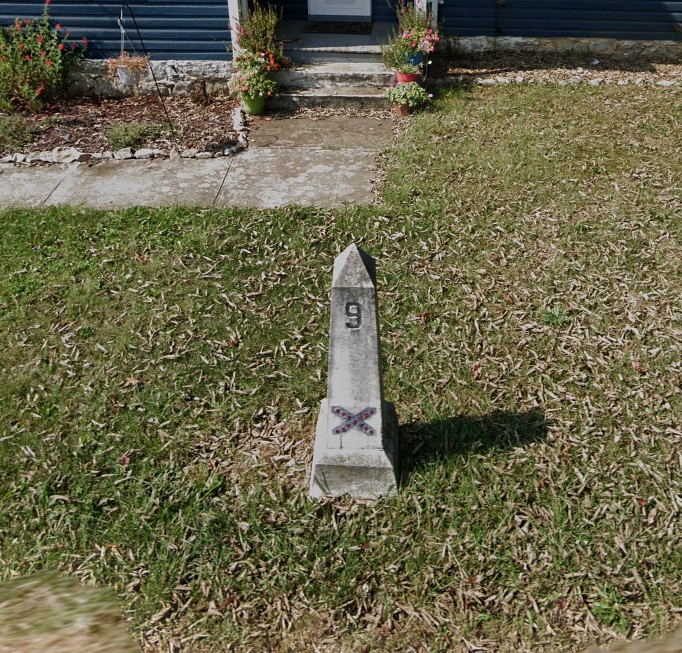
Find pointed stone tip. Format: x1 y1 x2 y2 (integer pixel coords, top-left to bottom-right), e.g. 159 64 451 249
332 244 376 288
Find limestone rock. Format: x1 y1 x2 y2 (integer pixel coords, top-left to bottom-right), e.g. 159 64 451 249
52 146 87 164
114 147 134 160
181 148 197 158
134 148 155 159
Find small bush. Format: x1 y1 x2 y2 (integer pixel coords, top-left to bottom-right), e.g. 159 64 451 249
0 115 35 152
0 1 87 112
104 122 164 150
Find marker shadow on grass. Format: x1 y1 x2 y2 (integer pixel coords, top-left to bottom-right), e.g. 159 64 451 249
398 408 548 486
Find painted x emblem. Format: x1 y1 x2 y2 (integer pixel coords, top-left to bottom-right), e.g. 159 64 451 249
331 406 377 436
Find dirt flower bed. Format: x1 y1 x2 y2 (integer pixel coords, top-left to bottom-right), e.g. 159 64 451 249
0 94 241 158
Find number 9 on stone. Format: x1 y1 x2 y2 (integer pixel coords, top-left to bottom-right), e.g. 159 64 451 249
345 301 362 329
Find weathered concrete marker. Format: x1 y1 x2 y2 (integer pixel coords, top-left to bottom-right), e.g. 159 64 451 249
309 244 399 499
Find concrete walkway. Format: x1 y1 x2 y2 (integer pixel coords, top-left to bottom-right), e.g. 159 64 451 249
0 115 394 210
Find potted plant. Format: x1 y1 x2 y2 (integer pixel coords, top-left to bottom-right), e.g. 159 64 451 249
229 58 277 115
382 0 440 81
228 1 291 114
106 52 149 87
385 81 431 116
382 36 422 82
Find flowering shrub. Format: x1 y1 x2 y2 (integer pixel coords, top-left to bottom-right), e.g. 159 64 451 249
385 81 432 107
0 0 86 111
382 36 422 74
229 59 277 99
382 1 439 73
228 2 290 104
397 0 439 53
231 2 290 70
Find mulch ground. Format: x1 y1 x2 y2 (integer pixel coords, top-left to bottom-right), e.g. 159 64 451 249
0 94 241 157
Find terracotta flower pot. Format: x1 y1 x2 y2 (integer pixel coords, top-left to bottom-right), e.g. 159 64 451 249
393 103 412 117
396 72 421 84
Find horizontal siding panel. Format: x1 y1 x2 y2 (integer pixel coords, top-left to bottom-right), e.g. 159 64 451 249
0 1 231 59
442 0 682 40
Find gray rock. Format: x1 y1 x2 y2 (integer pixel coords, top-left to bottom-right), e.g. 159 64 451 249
591 59 601 65
14 153 26 163
152 149 165 157
232 108 246 132
478 78 497 86
569 76 582 84
515 75 525 84
101 151 114 159
134 148 155 159
658 80 675 87
495 76 511 85
212 151 222 157
618 79 630 86
39 151 54 163
52 146 87 164
195 151 212 159
0 155 13 164
114 147 134 160
588 78 603 86
558 80 568 87
181 148 197 158
169 147 181 160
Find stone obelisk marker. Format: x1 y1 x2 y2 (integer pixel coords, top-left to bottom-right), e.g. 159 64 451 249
309 244 399 499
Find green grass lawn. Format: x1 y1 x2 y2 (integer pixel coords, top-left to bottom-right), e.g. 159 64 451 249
1 84 681 652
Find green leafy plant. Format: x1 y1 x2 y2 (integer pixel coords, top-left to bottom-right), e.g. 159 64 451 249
104 121 164 150
229 63 277 99
381 35 421 74
0 1 86 111
231 2 290 71
228 1 290 103
396 0 439 53
385 81 431 107
0 115 35 152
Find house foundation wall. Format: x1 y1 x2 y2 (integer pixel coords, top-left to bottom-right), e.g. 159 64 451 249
444 35 682 62
67 60 235 99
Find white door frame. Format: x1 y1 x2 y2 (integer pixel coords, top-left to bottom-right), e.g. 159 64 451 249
228 0 249 54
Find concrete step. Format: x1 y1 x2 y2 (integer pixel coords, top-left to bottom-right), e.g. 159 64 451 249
274 62 394 89
269 86 391 110
288 50 383 64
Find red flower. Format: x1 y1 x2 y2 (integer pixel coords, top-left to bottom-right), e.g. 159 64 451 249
55 23 62 29
45 0 52 4
25 55 31 61
37 35 44 43
46 59 53 66
58 43 64 50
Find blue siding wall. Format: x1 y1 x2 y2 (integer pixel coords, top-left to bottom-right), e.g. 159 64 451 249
0 1 231 60
441 0 682 41
2 0 681 59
